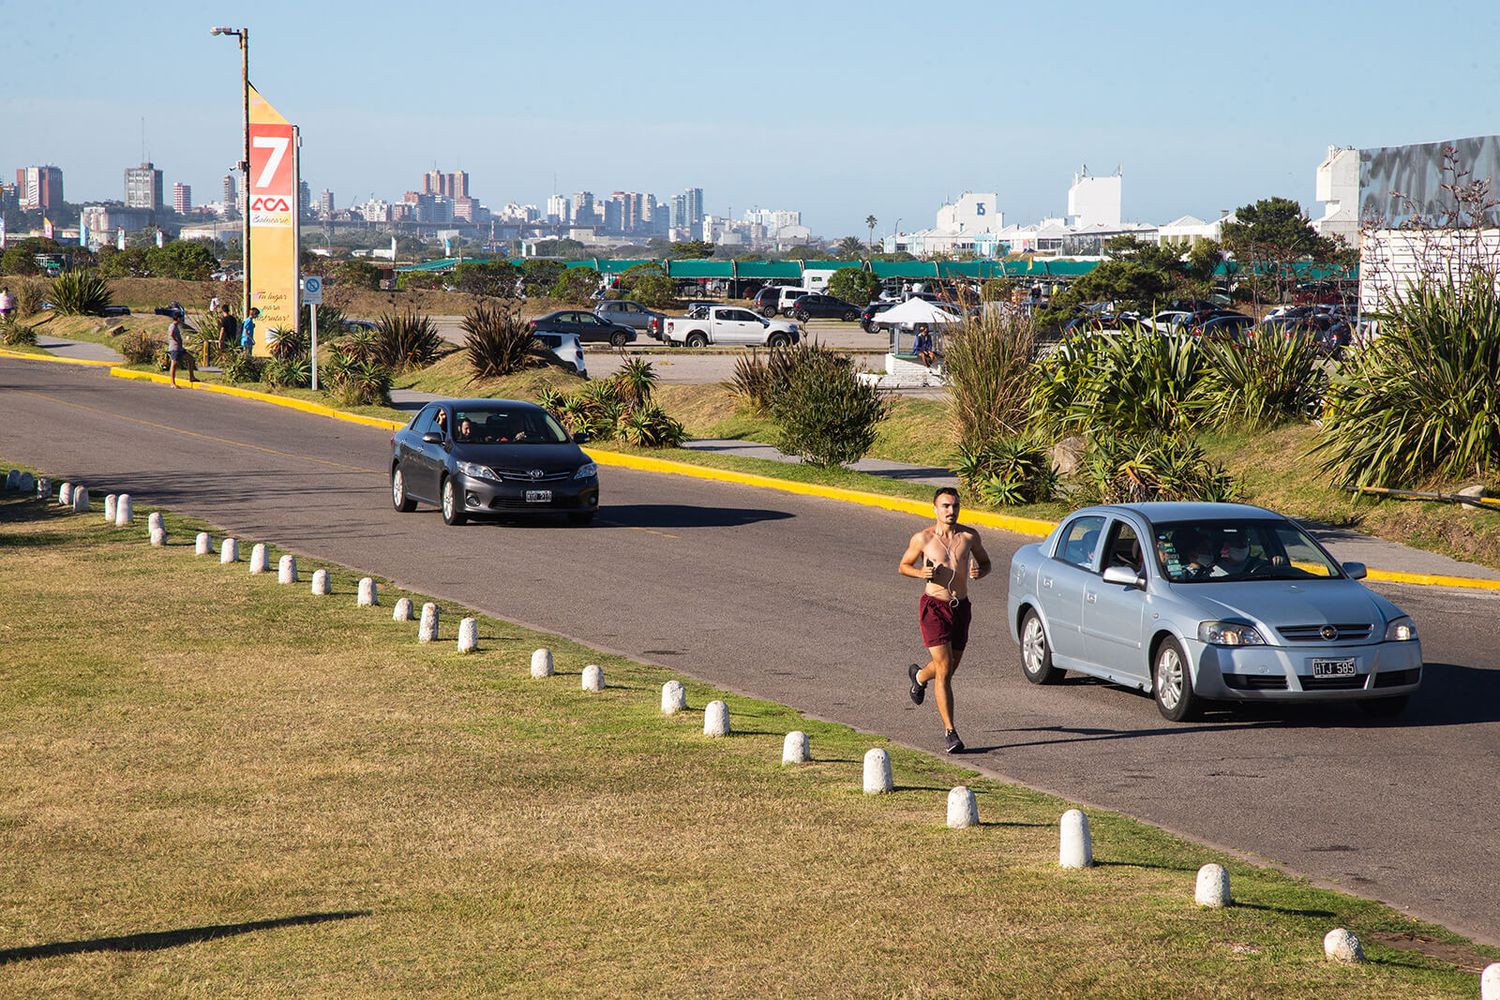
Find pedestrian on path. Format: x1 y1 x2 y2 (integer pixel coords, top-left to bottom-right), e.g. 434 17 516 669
0 287 15 319
166 317 195 387
216 304 236 354
240 307 259 356
898 487 991 753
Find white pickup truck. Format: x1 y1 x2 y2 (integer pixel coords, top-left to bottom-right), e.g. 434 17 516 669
661 306 801 348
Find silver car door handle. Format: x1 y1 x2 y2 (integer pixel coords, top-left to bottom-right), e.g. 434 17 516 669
1042 575 1053 589
1085 590 1097 604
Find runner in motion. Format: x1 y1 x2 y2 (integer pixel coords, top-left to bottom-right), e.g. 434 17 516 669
899 487 991 753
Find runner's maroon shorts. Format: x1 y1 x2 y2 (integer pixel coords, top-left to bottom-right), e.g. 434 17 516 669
919 594 971 651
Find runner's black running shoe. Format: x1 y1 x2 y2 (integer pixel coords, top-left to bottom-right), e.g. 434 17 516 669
944 729 965 754
908 663 926 705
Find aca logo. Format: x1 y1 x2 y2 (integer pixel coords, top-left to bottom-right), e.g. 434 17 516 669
251 196 291 212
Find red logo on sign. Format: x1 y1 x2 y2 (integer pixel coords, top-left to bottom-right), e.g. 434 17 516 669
250 196 291 212
248 122 296 197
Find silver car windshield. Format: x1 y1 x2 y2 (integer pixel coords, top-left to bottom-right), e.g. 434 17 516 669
1153 519 1342 583
451 408 570 445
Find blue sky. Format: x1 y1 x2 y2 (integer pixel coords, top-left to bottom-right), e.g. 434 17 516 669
6 0 1499 237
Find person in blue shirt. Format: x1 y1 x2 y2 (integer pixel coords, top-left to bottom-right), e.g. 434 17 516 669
912 327 936 367
240 307 260 356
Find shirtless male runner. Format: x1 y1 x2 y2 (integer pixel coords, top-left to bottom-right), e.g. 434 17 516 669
898 487 991 753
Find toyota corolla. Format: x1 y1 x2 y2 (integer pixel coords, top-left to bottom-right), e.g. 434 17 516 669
390 399 599 526
1006 502 1422 721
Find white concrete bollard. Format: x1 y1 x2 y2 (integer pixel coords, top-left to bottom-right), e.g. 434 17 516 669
1195 863 1231 908
194 532 211 556
71 486 89 514
104 494 117 522
530 647 553 678
947 786 979 828
249 543 270 574
661 680 687 714
36 476 51 499
1323 928 1364 964
220 537 238 563
19 472 35 494
310 569 331 596
114 493 132 526
278 555 297 584
581 664 604 692
147 511 164 535
1481 963 1500 1000
457 617 478 654
418 603 439 642
782 730 810 765
58 481 73 506
703 700 731 737
149 526 166 547
4 469 17 491
357 577 378 606
392 597 414 622
863 748 893 794
1059 809 1094 869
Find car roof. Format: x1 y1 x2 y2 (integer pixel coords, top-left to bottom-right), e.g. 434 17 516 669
1075 501 1283 525
437 397 546 411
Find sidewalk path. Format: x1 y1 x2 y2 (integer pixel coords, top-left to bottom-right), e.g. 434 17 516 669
37 336 122 364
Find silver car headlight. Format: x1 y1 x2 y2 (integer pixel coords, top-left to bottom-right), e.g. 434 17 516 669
457 461 500 482
1198 621 1266 647
574 462 598 480
1384 616 1418 641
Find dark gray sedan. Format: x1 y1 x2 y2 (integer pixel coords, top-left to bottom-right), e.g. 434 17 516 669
391 399 599 526
1006 502 1422 721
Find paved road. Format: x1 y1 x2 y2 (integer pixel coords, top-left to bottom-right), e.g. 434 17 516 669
4 356 1499 945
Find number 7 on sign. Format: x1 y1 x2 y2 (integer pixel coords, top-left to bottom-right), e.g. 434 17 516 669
251 135 290 191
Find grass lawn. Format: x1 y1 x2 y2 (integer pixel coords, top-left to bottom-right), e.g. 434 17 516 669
0 488 1495 997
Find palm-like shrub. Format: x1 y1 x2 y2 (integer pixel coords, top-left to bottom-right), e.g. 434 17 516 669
1317 273 1500 486
220 350 264 384
944 310 1038 452
464 301 540 379
117 329 164 365
0 318 38 346
769 343 888 467
1081 432 1238 504
728 351 773 412
13 279 46 318
613 357 658 408
619 403 685 447
955 438 1057 506
558 379 625 441
374 310 442 371
322 341 391 406
264 355 312 389
1196 331 1327 429
1030 328 1207 438
49 271 113 315
268 326 309 360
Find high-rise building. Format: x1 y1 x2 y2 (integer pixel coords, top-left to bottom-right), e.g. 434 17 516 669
570 191 596 227
222 173 238 214
319 189 335 218
423 169 443 196
16 165 64 213
124 162 163 211
449 170 469 199
172 182 192 214
299 179 312 216
546 193 568 224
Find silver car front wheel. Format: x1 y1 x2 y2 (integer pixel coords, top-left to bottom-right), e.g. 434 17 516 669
1153 637 1200 722
1019 609 1061 684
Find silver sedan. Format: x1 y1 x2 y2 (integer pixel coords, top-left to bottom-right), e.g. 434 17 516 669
1005 502 1423 721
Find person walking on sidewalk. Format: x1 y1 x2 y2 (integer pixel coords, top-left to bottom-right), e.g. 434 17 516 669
240 307 259 357
898 487 991 753
166 316 196 387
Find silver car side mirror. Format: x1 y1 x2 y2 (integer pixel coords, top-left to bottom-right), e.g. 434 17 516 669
1102 564 1145 588
1341 561 1368 580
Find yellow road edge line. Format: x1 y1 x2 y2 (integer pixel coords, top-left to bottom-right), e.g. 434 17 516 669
0 346 117 368
88 362 1500 592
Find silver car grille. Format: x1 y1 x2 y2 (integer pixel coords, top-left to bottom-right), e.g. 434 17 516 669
491 468 573 483
1275 623 1374 642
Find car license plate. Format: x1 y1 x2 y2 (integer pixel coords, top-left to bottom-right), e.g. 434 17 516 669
524 490 552 503
1311 657 1356 677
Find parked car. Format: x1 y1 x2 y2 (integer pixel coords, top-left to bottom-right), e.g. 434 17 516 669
1006 502 1422 721
1192 313 1256 340
750 286 783 315
788 293 861 323
1149 310 1192 333
776 286 815 315
860 301 898 332
594 299 665 339
390 398 600 526
529 309 635 347
533 332 587 376
661 306 800 347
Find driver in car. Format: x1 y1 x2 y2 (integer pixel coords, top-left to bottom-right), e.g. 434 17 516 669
1210 535 1286 578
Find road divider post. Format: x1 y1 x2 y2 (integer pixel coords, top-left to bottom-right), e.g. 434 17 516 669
358 578 378 606
392 598 413 622
195 532 211 556
947 787 978 828
220 538 239 563
311 570 331 596
104 494 116 522
661 680 686 714
782 731 809 765
581 664 604 691
249 543 270 574
1323 928 1364 964
1059 809 1093 869
114 493 132 526
278 555 298 584
457 618 477 654
530 648 553 678
703 700 730 737
71 485 89 514
1195 864 1230 907
418 603 439 642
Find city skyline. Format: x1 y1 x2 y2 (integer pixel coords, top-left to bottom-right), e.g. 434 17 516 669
5 0 1499 237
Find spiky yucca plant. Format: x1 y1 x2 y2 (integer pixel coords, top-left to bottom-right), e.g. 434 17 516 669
49 271 113 315
1196 331 1327 430
374 310 442 372
463 301 540 379
954 438 1057 506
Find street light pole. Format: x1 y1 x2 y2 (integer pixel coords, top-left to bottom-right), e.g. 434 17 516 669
212 26 250 324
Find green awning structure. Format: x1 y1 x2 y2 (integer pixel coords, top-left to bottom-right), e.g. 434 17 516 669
666 260 735 279
734 260 803 280
798 259 864 271
595 258 654 275
869 260 940 279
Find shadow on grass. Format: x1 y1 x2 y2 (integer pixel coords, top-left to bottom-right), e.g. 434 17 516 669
975 820 1050 829
0 909 370 965
1097 859 1200 874
1232 901 1337 919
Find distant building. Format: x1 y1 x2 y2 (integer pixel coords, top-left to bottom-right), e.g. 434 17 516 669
16 165 64 213
423 169 469 199
299 179 311 216
670 187 705 238
124 162 163 211
222 173 238 213
318 189 335 218
172 182 191 214
546 193 568 224
570 191 597 227
356 198 392 223
81 204 153 234
1067 167 1122 229
1312 145 1359 246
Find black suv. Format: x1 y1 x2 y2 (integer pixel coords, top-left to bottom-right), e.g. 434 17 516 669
751 286 783 316
788 294 860 322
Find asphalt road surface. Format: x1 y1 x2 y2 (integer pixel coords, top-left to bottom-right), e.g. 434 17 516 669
4 357 1499 946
